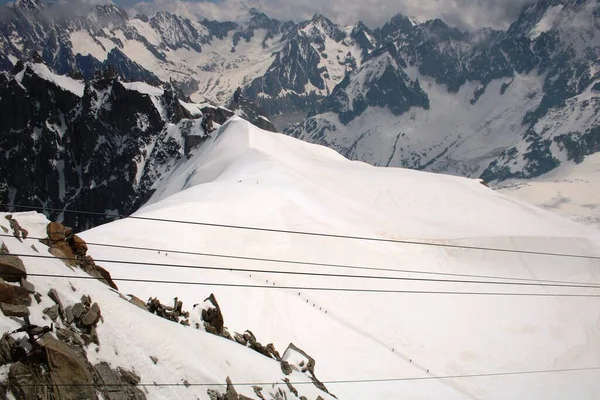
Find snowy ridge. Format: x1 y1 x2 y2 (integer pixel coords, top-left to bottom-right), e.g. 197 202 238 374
18 63 85 96
77 118 600 400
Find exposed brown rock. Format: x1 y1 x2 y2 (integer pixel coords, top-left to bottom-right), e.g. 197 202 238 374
47 222 67 242
283 378 298 397
80 303 101 327
48 289 64 317
40 337 95 400
0 282 31 306
0 303 29 317
64 305 75 324
80 295 91 308
0 254 27 282
43 305 60 321
7 217 25 241
225 376 238 400
202 293 224 334
0 334 16 366
70 235 88 256
19 278 35 293
252 386 265 400
94 362 146 400
53 241 77 266
128 295 148 310
8 361 48 400
72 303 86 320
280 360 293 375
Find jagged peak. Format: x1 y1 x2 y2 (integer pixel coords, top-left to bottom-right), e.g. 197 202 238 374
12 0 45 11
86 3 129 25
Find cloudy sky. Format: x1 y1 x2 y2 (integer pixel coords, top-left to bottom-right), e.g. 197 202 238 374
2 0 537 30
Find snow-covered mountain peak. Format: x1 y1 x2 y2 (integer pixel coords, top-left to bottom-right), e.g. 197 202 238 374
12 0 44 11
75 117 600 400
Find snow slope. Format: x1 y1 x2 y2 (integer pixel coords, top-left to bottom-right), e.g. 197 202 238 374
0 212 332 400
79 118 600 399
498 152 600 229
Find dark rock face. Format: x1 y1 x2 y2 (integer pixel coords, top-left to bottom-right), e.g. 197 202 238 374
202 293 225 335
0 63 188 230
321 43 430 124
0 282 31 306
0 254 27 282
228 88 277 132
243 33 326 116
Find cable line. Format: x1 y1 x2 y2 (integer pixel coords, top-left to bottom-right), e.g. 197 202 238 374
14 365 600 387
10 252 600 290
3 203 600 260
2 233 596 287
13 272 600 297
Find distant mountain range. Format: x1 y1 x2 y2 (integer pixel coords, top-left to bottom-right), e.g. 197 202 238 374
1 0 600 224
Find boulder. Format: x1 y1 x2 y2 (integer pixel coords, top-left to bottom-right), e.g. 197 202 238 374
20 278 35 293
225 376 238 400
64 305 75 324
40 337 95 400
0 334 16 366
80 295 91 307
47 289 65 317
53 241 77 266
43 305 60 321
8 217 24 240
202 294 224 334
70 235 88 256
128 295 147 310
46 222 67 242
80 303 101 327
90 327 99 346
94 362 146 400
0 254 27 282
0 303 29 317
72 303 86 320
280 360 293 375
0 282 31 306
8 361 48 400
266 343 281 360
84 263 119 290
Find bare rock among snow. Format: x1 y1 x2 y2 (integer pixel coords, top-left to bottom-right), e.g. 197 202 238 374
43 304 60 321
43 222 119 290
0 254 27 282
48 289 65 317
0 303 29 317
19 278 35 293
128 294 148 310
0 282 31 306
94 362 146 400
8 361 48 400
41 337 96 400
5 215 27 240
202 293 224 334
80 303 102 327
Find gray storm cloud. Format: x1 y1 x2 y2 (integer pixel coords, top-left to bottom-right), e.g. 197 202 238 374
127 0 538 30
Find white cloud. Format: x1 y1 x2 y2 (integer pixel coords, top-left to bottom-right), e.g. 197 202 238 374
126 0 538 30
